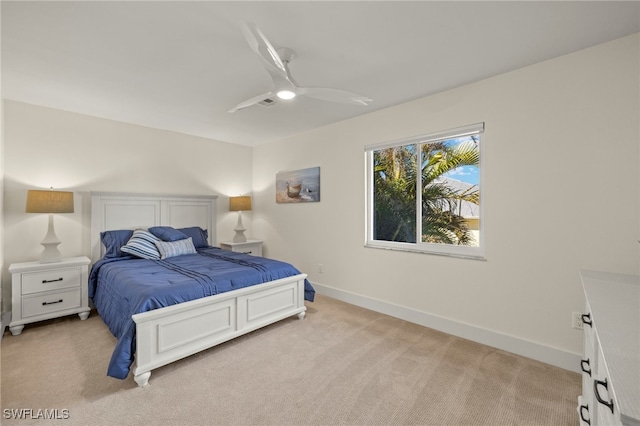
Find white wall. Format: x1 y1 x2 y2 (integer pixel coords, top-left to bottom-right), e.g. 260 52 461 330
252 34 640 369
2 101 253 313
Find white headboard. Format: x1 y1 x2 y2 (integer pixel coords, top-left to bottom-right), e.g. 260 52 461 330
90 192 218 263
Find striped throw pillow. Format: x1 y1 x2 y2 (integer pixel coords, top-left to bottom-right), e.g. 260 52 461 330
155 237 196 259
120 229 162 260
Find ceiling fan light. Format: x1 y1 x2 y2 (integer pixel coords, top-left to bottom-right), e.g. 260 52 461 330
276 90 296 100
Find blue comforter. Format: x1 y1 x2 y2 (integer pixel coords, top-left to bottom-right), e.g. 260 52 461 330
89 247 315 379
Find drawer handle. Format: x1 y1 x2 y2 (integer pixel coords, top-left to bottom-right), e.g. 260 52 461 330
579 404 590 425
581 313 592 327
42 299 63 306
580 359 591 376
594 378 614 413
42 277 63 284
243 251 252 254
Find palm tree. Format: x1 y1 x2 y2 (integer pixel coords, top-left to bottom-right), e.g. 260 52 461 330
373 137 479 245
373 145 417 242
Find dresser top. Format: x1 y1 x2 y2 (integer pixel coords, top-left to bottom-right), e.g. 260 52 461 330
581 269 640 423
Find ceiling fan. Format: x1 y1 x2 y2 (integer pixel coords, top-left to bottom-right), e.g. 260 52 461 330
228 22 373 113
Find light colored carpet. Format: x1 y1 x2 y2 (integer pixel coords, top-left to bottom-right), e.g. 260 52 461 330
1 294 580 425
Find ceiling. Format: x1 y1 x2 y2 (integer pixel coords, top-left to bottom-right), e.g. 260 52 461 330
2 1 639 147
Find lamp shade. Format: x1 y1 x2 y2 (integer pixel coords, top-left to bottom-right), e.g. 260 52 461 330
229 196 252 212
26 190 74 214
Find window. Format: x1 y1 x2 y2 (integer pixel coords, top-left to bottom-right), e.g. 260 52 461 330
365 123 484 259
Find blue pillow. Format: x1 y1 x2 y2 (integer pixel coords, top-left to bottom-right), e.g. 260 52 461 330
120 229 162 260
148 226 189 242
101 230 134 258
155 237 196 259
178 227 209 248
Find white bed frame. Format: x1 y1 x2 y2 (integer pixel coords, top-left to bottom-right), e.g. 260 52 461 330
90 192 307 387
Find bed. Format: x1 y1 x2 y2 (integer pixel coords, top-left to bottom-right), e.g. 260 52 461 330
90 192 314 387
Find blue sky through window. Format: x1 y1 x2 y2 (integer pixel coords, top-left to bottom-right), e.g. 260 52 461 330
444 166 479 185
441 136 479 185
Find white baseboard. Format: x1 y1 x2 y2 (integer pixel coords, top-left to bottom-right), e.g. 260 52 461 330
312 282 581 373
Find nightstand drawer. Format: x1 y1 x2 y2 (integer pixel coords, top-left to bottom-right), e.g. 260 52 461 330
21 268 81 295
234 245 262 256
220 240 263 257
22 289 81 318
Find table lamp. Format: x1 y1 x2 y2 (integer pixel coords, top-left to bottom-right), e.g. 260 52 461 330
26 188 74 263
229 196 252 243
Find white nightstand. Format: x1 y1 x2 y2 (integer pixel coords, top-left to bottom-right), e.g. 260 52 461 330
219 240 263 257
8 256 91 336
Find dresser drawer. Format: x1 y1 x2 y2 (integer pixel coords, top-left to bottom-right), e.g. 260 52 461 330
22 289 81 318
593 344 621 426
21 267 81 295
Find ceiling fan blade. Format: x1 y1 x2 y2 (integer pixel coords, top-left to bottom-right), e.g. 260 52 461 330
228 91 274 113
241 22 287 76
299 87 373 106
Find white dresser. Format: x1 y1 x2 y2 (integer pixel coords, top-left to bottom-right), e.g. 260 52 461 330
578 270 640 426
9 256 91 335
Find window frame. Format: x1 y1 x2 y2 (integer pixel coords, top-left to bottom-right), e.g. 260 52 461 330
365 123 485 260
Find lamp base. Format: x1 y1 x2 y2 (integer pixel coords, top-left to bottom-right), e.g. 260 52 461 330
40 243 63 263
233 231 247 243
39 214 63 263
233 211 247 243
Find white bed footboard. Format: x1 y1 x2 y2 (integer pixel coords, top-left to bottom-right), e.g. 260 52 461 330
131 274 307 387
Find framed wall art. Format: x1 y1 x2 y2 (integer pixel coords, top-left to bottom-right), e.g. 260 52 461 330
276 167 320 203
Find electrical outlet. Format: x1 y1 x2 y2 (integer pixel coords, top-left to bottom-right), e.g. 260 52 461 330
572 312 584 330
318 264 324 274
